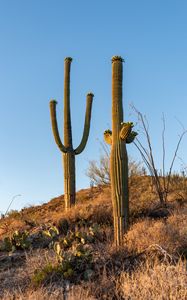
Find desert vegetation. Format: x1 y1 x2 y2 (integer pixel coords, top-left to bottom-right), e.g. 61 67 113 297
103 56 137 246
0 174 187 299
0 56 186 299
49 57 94 210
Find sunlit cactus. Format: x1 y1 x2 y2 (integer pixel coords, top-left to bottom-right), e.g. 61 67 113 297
50 57 94 210
104 129 112 145
120 122 133 140
104 56 137 246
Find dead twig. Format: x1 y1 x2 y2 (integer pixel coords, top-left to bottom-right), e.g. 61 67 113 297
131 105 187 204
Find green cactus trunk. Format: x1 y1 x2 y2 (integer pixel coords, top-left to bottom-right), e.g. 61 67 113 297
110 56 129 246
63 151 75 209
63 58 75 209
49 57 94 210
104 57 137 245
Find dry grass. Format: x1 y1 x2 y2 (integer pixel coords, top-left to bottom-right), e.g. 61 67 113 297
2 286 96 300
120 260 187 300
125 206 187 256
0 186 111 239
0 176 187 299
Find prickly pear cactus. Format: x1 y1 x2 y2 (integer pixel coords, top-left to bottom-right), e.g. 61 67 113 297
0 230 30 252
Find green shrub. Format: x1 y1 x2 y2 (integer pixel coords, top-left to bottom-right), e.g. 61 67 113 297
32 263 63 287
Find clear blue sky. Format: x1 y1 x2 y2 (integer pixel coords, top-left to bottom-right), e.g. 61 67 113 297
0 0 187 213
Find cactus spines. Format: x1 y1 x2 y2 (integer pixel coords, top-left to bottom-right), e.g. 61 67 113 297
49 57 94 210
104 56 136 247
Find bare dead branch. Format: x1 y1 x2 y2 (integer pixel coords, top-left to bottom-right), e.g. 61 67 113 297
131 105 186 204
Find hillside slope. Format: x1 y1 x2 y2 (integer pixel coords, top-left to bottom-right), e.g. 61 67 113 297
0 176 187 299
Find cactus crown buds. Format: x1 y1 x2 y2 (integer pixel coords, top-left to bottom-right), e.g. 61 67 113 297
65 57 73 62
111 56 125 63
50 99 58 105
87 92 94 97
104 129 112 135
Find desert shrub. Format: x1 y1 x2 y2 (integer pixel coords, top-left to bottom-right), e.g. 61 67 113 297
132 107 187 204
2 285 96 300
6 210 21 219
125 207 187 256
86 151 145 186
57 218 69 235
32 263 62 287
86 154 110 185
168 172 187 203
119 260 187 300
6 210 18 217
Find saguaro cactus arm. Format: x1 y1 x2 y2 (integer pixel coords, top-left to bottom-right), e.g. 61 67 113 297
64 57 73 148
104 129 112 145
49 100 67 153
126 131 138 144
74 93 94 155
104 123 137 145
120 122 133 140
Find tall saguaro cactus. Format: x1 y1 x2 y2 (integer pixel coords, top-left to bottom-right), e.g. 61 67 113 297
104 56 137 246
49 57 94 210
